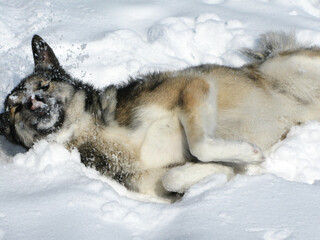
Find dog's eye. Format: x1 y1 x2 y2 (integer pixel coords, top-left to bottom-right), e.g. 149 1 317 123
40 84 50 91
39 83 50 91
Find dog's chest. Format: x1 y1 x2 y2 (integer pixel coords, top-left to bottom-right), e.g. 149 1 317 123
132 106 186 170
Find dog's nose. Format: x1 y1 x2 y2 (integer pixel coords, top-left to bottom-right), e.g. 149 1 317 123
25 95 44 111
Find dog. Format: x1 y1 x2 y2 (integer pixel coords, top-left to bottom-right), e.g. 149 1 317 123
1 32 319 201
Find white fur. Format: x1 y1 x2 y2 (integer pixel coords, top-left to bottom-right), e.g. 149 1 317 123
190 138 264 163
138 107 185 169
162 162 234 193
260 55 320 103
54 91 92 144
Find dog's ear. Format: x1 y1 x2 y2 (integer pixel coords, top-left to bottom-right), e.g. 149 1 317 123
0 112 11 138
32 35 60 71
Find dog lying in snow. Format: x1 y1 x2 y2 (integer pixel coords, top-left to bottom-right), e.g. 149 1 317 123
1 32 318 201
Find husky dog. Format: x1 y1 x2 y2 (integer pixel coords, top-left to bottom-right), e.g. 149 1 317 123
1 32 319 201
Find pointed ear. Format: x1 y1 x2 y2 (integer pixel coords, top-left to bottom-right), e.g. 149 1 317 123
0 112 11 138
32 35 60 71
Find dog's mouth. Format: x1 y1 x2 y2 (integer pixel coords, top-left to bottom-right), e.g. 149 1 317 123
23 94 64 133
25 95 49 116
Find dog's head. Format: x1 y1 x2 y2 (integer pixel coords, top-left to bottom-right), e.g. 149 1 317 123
0 35 76 148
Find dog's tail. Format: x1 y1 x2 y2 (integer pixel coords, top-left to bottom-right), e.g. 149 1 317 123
242 31 300 62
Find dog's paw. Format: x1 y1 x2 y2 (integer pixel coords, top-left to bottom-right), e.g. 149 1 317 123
162 167 188 194
237 141 265 164
162 163 234 193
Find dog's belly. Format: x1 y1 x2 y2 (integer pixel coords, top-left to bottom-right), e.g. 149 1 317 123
139 116 185 170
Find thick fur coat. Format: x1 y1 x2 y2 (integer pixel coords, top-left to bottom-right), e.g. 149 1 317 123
1 32 320 201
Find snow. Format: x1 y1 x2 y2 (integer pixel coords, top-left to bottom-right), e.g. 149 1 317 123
265 121 320 184
1 0 320 239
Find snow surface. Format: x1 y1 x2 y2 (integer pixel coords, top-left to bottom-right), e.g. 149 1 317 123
1 0 320 239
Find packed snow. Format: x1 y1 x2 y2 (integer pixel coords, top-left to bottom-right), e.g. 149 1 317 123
1 0 320 239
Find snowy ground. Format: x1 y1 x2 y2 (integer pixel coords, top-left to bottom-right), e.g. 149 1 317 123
1 0 320 239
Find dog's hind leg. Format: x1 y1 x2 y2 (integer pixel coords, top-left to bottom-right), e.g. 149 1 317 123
129 168 181 202
179 77 264 164
162 162 234 194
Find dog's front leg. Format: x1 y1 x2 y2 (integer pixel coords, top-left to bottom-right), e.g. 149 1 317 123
162 162 234 194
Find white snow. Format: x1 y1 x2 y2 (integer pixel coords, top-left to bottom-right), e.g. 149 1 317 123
1 0 320 239
264 121 320 184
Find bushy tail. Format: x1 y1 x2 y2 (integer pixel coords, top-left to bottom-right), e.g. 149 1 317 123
242 32 300 62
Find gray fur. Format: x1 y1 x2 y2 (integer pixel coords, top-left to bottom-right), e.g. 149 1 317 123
242 31 301 61
100 86 117 125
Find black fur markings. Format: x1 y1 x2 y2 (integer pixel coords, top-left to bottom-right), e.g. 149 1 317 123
115 73 167 128
78 142 131 186
0 111 28 149
0 112 13 142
